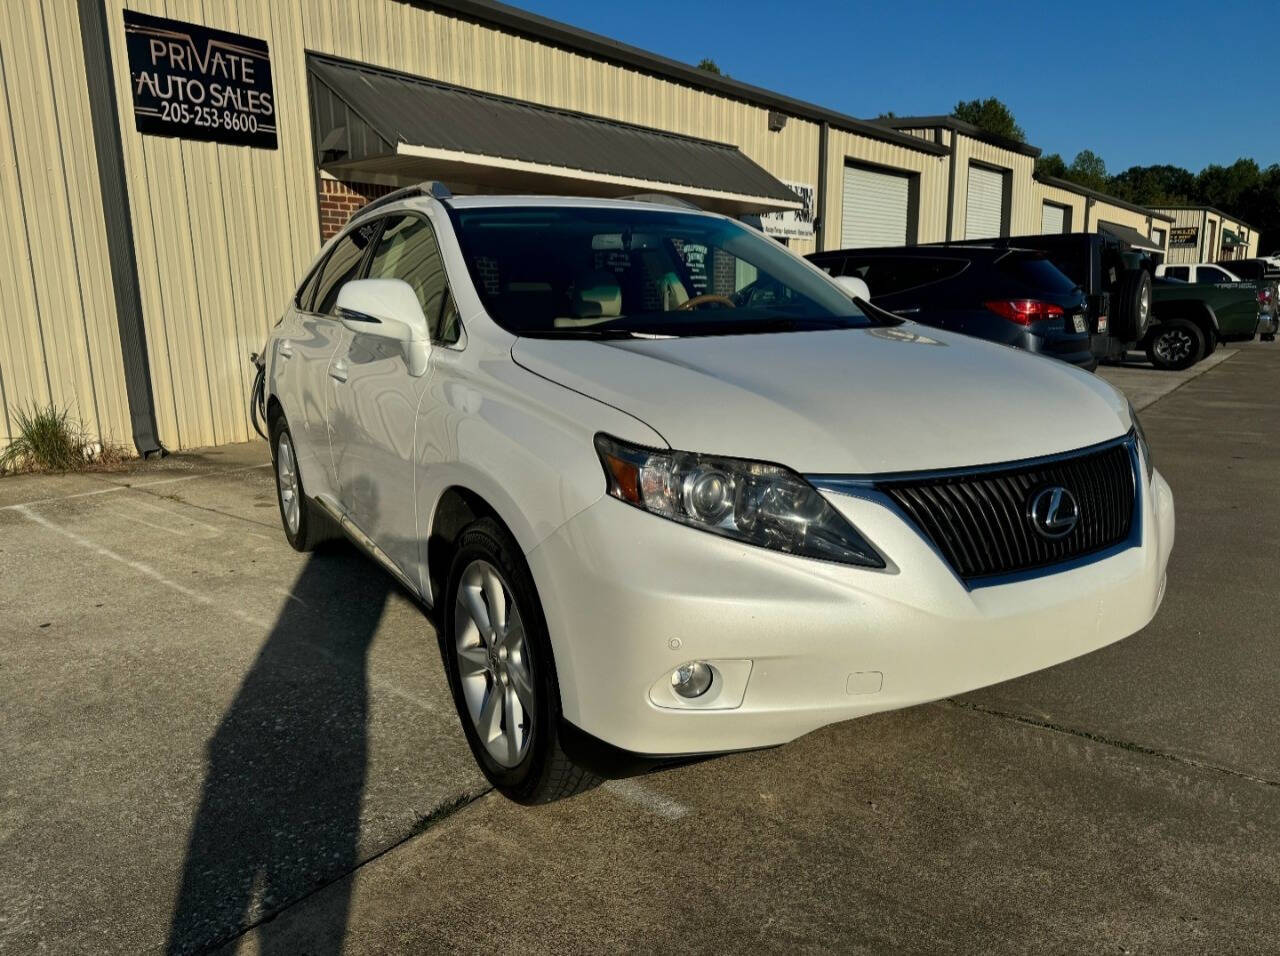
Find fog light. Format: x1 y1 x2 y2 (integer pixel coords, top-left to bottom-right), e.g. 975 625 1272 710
671 661 713 699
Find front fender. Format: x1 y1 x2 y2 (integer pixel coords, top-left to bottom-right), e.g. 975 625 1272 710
413 352 665 604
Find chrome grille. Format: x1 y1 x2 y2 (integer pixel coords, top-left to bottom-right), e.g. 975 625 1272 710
877 438 1137 581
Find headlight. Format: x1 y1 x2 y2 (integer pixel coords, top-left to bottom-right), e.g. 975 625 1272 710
594 434 885 568
1128 402 1154 482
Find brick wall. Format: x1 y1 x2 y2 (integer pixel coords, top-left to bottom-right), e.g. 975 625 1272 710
318 178 395 241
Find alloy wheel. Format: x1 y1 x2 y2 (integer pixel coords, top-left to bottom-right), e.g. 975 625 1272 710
276 432 301 535
454 559 534 767
1154 328 1193 364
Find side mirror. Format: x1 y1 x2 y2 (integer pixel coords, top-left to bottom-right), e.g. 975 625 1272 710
832 275 871 301
335 279 431 376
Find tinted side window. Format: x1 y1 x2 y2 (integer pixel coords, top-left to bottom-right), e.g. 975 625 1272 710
1000 254 1078 294
367 214 458 344
294 259 324 311
1164 266 1190 281
1197 266 1230 283
841 257 965 296
314 220 380 316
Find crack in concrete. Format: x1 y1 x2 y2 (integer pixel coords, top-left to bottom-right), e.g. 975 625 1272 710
946 698 1280 790
211 786 494 953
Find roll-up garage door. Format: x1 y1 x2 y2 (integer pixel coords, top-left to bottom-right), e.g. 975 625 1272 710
965 165 1006 239
1041 202 1066 234
841 165 910 248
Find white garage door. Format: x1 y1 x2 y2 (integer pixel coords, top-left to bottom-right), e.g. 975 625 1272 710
1041 202 1066 234
841 165 910 248
965 164 1006 239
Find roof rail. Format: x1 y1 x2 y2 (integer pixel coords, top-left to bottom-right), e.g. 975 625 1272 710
617 192 701 210
348 181 453 223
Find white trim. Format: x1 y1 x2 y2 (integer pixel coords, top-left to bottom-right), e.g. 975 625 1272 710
394 143 802 211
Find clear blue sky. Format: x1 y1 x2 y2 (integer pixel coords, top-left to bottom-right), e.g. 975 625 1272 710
517 0 1273 174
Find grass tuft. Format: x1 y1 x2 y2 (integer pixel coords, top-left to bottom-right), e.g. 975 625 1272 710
0 404 128 475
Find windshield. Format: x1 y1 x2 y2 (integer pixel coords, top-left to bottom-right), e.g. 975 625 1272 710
448 205 878 337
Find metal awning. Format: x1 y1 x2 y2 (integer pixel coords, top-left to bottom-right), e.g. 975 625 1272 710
1221 229 1244 247
307 55 801 215
1098 221 1162 253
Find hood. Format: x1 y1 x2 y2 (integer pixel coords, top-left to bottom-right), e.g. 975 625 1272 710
512 325 1130 475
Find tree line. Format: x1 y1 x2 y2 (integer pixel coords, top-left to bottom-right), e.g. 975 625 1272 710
952 98 1278 254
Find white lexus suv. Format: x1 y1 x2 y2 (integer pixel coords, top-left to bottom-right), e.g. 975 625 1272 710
262 185 1174 803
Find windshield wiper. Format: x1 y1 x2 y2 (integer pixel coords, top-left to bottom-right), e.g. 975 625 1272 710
517 327 640 340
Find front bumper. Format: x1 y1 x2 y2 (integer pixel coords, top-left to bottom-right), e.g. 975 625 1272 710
527 469 1174 756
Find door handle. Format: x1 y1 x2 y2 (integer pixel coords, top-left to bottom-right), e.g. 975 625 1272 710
278 339 294 359
329 361 349 384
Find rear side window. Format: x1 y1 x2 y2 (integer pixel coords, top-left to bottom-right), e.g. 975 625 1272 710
1163 266 1190 281
1196 266 1233 283
841 257 967 296
367 214 458 344
1000 254 1078 294
313 220 381 316
294 260 324 311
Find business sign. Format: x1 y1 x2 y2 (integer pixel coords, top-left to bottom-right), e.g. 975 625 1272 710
123 10 277 149
1169 226 1200 248
759 181 816 239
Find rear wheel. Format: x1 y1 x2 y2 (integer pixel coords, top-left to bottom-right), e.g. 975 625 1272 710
441 518 601 804
270 413 326 551
1147 319 1204 371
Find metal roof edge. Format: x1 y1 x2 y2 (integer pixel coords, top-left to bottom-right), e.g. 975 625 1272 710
308 51 766 154
1034 174 1175 222
1148 203 1257 231
875 115 1042 158
406 0 948 156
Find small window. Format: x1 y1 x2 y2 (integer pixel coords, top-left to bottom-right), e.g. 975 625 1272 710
1163 266 1190 281
367 214 458 344
313 219 381 316
1197 266 1232 283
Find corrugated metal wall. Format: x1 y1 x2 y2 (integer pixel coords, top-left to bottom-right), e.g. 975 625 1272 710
0 0 131 451
1085 200 1150 236
950 136 1036 238
1031 182 1087 233
822 128 948 249
93 0 828 448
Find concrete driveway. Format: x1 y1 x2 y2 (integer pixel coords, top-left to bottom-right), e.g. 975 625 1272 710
2 345 1278 954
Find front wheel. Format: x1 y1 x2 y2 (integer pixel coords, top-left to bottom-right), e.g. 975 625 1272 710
1146 319 1204 371
441 518 601 804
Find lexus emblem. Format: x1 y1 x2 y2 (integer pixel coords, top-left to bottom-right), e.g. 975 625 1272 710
1028 486 1080 539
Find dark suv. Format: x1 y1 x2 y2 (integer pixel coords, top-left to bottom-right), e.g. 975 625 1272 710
806 245 1095 369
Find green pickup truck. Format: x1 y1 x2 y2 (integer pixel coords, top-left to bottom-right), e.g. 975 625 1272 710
1146 273 1262 370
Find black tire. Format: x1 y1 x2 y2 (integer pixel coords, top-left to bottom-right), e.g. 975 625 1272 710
1113 269 1153 342
441 518 601 804
1203 332 1218 356
269 411 326 552
1146 319 1205 371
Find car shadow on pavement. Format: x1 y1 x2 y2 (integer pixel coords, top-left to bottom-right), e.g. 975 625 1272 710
165 542 393 955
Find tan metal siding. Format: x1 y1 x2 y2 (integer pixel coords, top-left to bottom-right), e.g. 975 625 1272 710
97 0 828 448
950 136 1036 238
0 0 131 451
1031 182 1086 234
822 127 947 249
1086 200 1150 236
